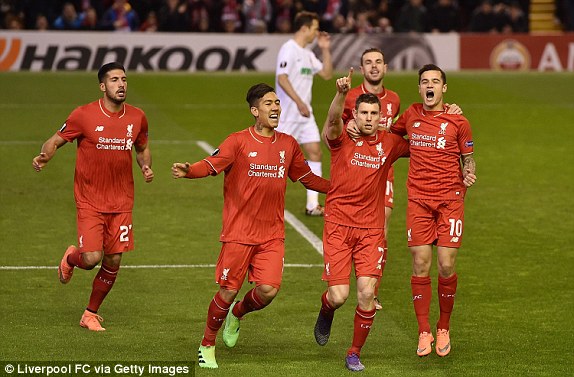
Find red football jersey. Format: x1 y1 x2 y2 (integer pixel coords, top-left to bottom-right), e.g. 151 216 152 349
391 103 474 200
342 84 401 130
324 130 409 228
342 84 401 205
204 127 313 245
58 99 148 213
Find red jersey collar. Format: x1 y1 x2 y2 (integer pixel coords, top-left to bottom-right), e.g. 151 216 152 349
249 126 277 144
98 99 126 119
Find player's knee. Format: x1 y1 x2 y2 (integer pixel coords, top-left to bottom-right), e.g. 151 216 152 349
81 251 102 269
357 287 375 305
438 264 456 278
256 285 278 304
329 291 348 309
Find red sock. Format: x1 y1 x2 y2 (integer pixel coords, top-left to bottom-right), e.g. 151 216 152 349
437 273 458 330
67 247 89 269
232 288 267 318
87 263 118 313
320 291 335 319
201 292 232 346
411 275 432 334
347 306 376 356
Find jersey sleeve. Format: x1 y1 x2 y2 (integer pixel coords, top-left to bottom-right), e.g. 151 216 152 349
288 140 313 182
276 44 292 76
326 132 344 150
203 134 239 175
57 107 84 142
134 112 149 148
388 133 410 164
390 111 408 137
457 117 474 155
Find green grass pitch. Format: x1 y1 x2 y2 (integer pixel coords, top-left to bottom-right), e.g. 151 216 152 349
0 71 572 376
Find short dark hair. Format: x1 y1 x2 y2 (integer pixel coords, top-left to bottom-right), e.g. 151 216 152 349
355 93 380 110
360 48 385 66
98 62 125 83
293 11 319 31
246 83 275 108
418 64 446 84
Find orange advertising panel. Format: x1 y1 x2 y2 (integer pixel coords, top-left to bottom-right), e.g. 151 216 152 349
460 34 574 71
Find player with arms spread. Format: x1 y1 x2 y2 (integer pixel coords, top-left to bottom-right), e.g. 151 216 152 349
32 62 154 331
390 64 476 357
171 83 329 369
313 69 409 371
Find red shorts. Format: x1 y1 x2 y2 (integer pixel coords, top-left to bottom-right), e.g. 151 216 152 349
322 222 386 286
406 199 465 248
385 167 394 209
214 239 285 291
76 208 133 254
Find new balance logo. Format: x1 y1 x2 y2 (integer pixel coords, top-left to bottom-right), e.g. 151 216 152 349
95 125 104 132
355 141 363 147
450 237 459 242
248 152 257 157
413 122 420 128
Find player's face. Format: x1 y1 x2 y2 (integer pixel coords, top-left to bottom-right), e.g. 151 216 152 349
353 102 380 136
418 70 447 111
361 52 387 86
252 92 281 130
100 69 127 104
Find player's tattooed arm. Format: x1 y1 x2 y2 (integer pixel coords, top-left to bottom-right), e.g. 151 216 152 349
461 154 476 187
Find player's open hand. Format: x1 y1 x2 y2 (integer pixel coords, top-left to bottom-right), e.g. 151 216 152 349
445 103 463 115
142 165 154 183
346 119 361 140
171 162 190 179
336 68 353 94
32 152 49 172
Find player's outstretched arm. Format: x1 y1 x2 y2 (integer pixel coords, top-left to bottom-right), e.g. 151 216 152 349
172 162 190 179
461 154 476 187
323 68 353 141
32 133 67 172
172 161 213 179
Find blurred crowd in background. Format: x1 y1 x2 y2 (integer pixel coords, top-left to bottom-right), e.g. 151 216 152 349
1 0 573 34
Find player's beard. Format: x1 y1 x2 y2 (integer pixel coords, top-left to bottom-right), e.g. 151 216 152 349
107 90 127 105
365 75 383 87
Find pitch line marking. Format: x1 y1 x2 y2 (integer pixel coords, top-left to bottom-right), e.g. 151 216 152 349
0 263 322 271
195 140 324 256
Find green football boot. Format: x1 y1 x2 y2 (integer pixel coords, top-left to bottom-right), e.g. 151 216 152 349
222 301 241 348
197 345 218 369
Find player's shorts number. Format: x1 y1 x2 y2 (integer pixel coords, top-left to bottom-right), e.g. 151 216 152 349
119 225 132 242
448 218 463 237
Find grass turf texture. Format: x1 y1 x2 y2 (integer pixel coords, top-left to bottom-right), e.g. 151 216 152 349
0 71 572 376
